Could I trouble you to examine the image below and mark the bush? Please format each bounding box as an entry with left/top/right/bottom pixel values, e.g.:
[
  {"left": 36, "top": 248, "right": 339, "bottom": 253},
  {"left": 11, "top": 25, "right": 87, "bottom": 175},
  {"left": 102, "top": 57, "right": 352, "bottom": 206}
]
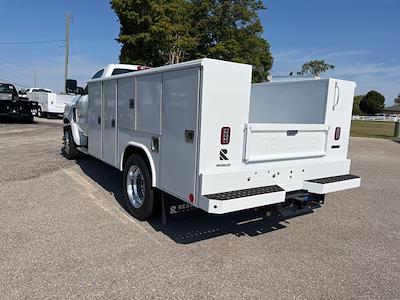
[{"left": 360, "top": 90, "right": 385, "bottom": 115}]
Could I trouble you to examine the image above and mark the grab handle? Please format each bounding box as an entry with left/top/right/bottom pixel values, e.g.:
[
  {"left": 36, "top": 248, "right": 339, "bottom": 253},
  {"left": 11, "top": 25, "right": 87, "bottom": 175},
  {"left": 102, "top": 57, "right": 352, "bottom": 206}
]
[{"left": 333, "top": 82, "right": 340, "bottom": 111}]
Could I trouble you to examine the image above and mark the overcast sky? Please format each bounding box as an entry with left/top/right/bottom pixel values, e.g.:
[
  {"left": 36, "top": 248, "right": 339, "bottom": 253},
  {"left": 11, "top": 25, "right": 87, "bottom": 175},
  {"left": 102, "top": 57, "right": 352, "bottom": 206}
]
[{"left": 0, "top": 0, "right": 398, "bottom": 105}]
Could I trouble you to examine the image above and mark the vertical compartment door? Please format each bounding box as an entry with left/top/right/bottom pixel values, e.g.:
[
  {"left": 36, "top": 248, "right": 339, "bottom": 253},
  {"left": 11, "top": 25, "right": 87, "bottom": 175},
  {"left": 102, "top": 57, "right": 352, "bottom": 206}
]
[
  {"left": 88, "top": 82, "right": 102, "bottom": 159},
  {"left": 102, "top": 80, "right": 117, "bottom": 166},
  {"left": 161, "top": 68, "right": 200, "bottom": 202},
  {"left": 117, "top": 77, "right": 135, "bottom": 130}
]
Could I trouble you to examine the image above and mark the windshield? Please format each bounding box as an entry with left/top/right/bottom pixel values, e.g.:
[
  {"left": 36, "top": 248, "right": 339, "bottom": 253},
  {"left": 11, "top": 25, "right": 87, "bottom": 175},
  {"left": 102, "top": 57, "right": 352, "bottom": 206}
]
[{"left": 0, "top": 83, "right": 17, "bottom": 94}]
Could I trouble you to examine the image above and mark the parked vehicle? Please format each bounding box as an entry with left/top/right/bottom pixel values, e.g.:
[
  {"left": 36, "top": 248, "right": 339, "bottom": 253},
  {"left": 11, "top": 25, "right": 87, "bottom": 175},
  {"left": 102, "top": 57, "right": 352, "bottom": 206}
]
[
  {"left": 25, "top": 87, "right": 53, "bottom": 93},
  {"left": 26, "top": 88, "right": 74, "bottom": 118},
  {"left": 63, "top": 58, "right": 360, "bottom": 221},
  {"left": 0, "top": 82, "right": 37, "bottom": 123}
]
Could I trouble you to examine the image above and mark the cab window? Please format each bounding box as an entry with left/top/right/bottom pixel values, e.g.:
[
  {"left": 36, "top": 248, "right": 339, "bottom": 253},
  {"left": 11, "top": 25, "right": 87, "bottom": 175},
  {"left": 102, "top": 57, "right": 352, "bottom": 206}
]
[
  {"left": 111, "top": 68, "right": 136, "bottom": 76},
  {"left": 92, "top": 69, "right": 104, "bottom": 79}
]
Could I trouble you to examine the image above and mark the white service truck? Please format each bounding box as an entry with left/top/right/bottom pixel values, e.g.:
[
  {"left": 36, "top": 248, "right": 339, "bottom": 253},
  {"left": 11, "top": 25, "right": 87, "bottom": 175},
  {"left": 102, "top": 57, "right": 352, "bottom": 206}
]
[
  {"left": 63, "top": 58, "right": 360, "bottom": 221},
  {"left": 26, "top": 88, "right": 74, "bottom": 118}
]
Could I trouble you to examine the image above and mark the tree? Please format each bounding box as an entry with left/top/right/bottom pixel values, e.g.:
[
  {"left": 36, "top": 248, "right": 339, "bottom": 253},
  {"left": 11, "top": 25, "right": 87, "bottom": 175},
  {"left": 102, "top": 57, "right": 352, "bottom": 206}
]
[
  {"left": 359, "top": 90, "right": 385, "bottom": 115},
  {"left": 297, "top": 60, "right": 335, "bottom": 77},
  {"left": 353, "top": 95, "right": 364, "bottom": 115},
  {"left": 189, "top": 0, "right": 273, "bottom": 82},
  {"left": 110, "top": 0, "right": 196, "bottom": 66},
  {"left": 395, "top": 93, "right": 400, "bottom": 104},
  {"left": 111, "top": 0, "right": 273, "bottom": 82}
]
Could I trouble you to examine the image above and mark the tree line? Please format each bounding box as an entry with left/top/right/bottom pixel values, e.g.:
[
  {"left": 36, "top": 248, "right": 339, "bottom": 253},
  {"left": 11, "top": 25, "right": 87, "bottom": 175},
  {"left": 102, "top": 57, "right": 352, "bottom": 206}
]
[{"left": 111, "top": 0, "right": 273, "bottom": 82}]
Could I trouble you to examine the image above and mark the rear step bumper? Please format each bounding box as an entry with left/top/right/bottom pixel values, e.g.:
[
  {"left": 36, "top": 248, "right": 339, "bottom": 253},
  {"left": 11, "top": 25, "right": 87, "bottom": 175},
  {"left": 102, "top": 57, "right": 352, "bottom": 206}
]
[
  {"left": 200, "top": 174, "right": 360, "bottom": 214},
  {"left": 203, "top": 185, "right": 286, "bottom": 214},
  {"left": 303, "top": 174, "right": 361, "bottom": 194}
]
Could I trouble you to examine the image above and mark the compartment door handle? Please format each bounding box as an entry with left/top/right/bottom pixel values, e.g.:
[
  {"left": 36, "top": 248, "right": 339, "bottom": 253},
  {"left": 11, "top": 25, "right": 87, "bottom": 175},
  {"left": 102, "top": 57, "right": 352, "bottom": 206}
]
[{"left": 333, "top": 82, "right": 340, "bottom": 111}]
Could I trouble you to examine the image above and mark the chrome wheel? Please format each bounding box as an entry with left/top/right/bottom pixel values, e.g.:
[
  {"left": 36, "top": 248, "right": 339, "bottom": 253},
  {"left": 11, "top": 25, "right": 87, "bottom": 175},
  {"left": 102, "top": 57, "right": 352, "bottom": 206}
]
[{"left": 126, "top": 165, "right": 146, "bottom": 208}]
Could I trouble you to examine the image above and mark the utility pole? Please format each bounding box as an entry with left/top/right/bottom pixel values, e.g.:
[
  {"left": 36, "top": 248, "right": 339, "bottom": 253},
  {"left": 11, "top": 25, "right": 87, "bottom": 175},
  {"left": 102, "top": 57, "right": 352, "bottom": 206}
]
[
  {"left": 33, "top": 70, "right": 37, "bottom": 87},
  {"left": 64, "top": 12, "right": 71, "bottom": 93}
]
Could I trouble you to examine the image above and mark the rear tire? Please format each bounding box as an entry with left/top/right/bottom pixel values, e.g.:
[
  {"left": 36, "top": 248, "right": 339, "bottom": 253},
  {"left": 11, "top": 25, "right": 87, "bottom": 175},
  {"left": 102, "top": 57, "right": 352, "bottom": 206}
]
[
  {"left": 63, "top": 127, "right": 79, "bottom": 159},
  {"left": 123, "top": 154, "right": 154, "bottom": 220}
]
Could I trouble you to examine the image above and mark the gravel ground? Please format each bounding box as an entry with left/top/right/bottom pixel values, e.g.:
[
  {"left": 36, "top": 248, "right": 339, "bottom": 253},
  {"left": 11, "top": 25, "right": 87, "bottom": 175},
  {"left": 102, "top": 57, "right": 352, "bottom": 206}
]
[{"left": 0, "top": 118, "right": 399, "bottom": 299}]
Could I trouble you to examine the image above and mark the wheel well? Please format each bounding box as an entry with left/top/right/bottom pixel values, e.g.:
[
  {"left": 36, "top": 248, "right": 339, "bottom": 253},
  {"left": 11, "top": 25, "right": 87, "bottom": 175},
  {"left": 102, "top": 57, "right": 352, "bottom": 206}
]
[{"left": 122, "top": 146, "right": 153, "bottom": 180}]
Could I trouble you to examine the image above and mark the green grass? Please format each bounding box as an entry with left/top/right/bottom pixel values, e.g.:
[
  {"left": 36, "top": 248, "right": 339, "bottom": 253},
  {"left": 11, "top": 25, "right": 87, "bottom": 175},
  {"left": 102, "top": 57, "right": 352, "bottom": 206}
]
[{"left": 350, "top": 120, "right": 395, "bottom": 139}]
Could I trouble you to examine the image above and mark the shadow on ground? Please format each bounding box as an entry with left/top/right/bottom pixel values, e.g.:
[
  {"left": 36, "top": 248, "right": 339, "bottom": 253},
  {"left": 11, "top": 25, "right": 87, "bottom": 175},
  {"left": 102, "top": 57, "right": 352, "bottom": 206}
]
[
  {"left": 0, "top": 117, "right": 37, "bottom": 124},
  {"left": 74, "top": 155, "right": 320, "bottom": 244}
]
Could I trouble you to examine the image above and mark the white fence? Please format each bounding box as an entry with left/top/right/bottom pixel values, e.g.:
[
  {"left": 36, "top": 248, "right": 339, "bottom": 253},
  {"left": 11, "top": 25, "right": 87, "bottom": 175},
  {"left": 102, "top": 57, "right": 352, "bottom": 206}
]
[{"left": 352, "top": 115, "right": 399, "bottom": 122}]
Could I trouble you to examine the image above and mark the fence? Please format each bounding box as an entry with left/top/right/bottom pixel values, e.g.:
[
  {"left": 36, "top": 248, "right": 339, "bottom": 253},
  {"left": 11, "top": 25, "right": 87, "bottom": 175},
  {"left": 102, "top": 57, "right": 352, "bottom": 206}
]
[{"left": 352, "top": 115, "right": 399, "bottom": 122}]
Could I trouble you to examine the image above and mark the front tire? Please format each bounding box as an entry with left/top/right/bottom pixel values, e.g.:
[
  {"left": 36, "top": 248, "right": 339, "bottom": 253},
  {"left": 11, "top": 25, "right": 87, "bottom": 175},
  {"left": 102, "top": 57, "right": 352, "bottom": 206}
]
[
  {"left": 37, "top": 107, "right": 43, "bottom": 118},
  {"left": 123, "top": 154, "right": 154, "bottom": 220},
  {"left": 63, "top": 127, "right": 79, "bottom": 159}
]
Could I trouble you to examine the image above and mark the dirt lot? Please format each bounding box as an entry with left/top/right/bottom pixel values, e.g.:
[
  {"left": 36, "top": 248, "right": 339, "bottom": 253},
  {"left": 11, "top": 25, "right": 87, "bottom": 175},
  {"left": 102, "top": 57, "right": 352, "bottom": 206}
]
[{"left": 0, "top": 118, "right": 399, "bottom": 299}]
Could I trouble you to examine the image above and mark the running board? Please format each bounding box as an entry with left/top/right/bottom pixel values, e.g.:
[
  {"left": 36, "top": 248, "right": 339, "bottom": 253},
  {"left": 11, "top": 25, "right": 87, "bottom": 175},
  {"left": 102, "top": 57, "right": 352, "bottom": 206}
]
[
  {"left": 303, "top": 174, "right": 360, "bottom": 194},
  {"left": 203, "top": 185, "right": 286, "bottom": 214}
]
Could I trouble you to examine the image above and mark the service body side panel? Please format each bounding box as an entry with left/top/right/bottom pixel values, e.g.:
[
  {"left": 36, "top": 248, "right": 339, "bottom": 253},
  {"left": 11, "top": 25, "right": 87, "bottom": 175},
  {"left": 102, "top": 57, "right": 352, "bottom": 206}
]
[
  {"left": 117, "top": 77, "right": 135, "bottom": 131},
  {"left": 102, "top": 80, "right": 117, "bottom": 166},
  {"left": 136, "top": 74, "right": 162, "bottom": 135},
  {"left": 160, "top": 67, "right": 200, "bottom": 202},
  {"left": 88, "top": 82, "right": 102, "bottom": 159}
]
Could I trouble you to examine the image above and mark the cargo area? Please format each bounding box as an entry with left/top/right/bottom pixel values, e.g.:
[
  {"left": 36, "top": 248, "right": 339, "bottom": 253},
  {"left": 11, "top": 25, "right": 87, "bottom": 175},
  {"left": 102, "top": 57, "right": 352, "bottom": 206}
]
[
  {"left": 246, "top": 80, "right": 331, "bottom": 163},
  {"left": 198, "top": 75, "right": 359, "bottom": 214}
]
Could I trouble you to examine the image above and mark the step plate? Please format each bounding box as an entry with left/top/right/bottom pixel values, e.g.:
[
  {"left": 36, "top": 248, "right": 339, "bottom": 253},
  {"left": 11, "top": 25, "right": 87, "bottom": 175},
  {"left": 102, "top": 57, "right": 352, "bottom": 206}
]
[
  {"left": 304, "top": 174, "right": 361, "bottom": 194},
  {"left": 204, "top": 185, "right": 284, "bottom": 201},
  {"left": 202, "top": 185, "right": 286, "bottom": 214}
]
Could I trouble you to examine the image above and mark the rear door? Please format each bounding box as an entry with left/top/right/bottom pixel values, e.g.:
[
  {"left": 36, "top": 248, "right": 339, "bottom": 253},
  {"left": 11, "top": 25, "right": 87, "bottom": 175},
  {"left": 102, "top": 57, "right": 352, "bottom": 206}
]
[
  {"left": 160, "top": 68, "right": 200, "bottom": 202},
  {"left": 244, "top": 123, "right": 328, "bottom": 162}
]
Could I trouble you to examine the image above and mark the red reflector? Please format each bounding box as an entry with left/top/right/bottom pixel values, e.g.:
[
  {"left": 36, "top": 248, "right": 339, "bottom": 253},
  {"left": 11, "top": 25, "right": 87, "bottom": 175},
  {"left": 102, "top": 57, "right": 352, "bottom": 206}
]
[
  {"left": 335, "top": 127, "right": 341, "bottom": 140},
  {"left": 188, "top": 193, "right": 195, "bottom": 203},
  {"left": 221, "top": 127, "right": 231, "bottom": 144}
]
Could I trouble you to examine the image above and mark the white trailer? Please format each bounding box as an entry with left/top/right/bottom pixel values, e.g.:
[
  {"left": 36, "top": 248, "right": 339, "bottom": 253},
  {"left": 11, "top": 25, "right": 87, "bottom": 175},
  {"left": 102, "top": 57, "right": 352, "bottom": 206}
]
[
  {"left": 27, "top": 91, "right": 74, "bottom": 118},
  {"left": 63, "top": 58, "right": 360, "bottom": 221}
]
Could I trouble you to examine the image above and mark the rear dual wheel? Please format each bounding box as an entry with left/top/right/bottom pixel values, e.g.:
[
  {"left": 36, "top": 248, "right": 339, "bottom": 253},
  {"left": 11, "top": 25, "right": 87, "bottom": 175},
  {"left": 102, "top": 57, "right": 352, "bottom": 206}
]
[{"left": 123, "top": 154, "right": 154, "bottom": 220}]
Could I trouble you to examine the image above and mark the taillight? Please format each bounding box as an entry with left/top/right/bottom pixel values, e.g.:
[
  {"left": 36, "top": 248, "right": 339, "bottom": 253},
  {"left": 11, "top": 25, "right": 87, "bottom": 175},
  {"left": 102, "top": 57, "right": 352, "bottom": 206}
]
[
  {"left": 335, "top": 127, "right": 341, "bottom": 140},
  {"left": 221, "top": 127, "right": 231, "bottom": 144},
  {"left": 188, "top": 193, "right": 195, "bottom": 203}
]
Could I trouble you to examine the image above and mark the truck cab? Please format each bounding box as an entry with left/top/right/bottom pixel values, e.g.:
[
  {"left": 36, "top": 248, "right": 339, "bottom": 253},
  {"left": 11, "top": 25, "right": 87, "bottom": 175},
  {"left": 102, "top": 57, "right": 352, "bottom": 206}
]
[
  {"left": 0, "top": 83, "right": 38, "bottom": 122},
  {"left": 63, "top": 64, "right": 148, "bottom": 151}
]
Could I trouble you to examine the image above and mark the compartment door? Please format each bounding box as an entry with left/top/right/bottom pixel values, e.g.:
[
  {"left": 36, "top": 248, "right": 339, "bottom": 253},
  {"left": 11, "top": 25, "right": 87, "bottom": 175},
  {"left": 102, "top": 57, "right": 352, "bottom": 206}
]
[
  {"left": 102, "top": 80, "right": 117, "bottom": 166},
  {"left": 244, "top": 123, "right": 328, "bottom": 162},
  {"left": 161, "top": 68, "right": 200, "bottom": 202},
  {"left": 117, "top": 77, "right": 135, "bottom": 130},
  {"left": 88, "top": 82, "right": 102, "bottom": 159}
]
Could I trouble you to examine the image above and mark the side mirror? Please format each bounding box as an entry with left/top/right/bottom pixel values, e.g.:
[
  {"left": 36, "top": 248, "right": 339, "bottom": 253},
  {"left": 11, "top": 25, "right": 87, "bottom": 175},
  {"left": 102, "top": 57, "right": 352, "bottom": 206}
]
[
  {"left": 66, "top": 79, "right": 77, "bottom": 94},
  {"left": 76, "top": 87, "right": 84, "bottom": 95}
]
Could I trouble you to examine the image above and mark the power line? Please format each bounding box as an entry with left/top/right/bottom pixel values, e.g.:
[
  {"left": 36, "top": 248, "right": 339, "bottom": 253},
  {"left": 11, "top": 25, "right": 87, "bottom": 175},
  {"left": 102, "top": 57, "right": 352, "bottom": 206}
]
[
  {"left": 0, "top": 39, "right": 65, "bottom": 45},
  {"left": 0, "top": 78, "right": 30, "bottom": 88}
]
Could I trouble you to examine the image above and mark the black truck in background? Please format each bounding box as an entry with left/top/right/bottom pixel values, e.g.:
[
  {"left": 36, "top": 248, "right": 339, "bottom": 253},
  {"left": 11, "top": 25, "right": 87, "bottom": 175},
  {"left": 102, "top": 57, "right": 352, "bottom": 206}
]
[{"left": 0, "top": 83, "right": 38, "bottom": 123}]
